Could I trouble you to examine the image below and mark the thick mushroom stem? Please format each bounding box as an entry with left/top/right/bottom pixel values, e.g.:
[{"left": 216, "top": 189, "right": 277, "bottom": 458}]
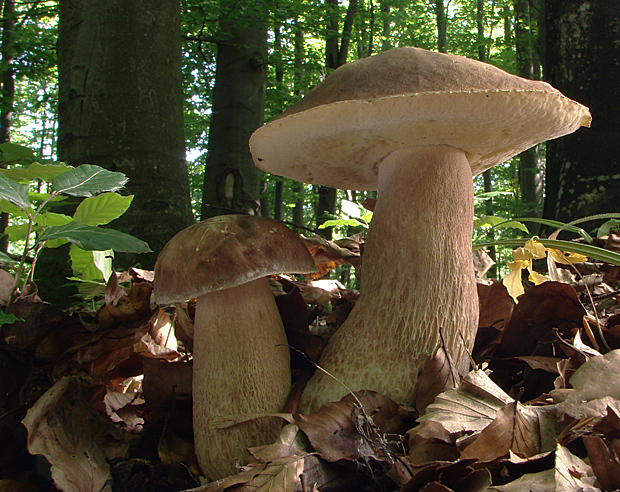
[
  {"left": 299, "top": 145, "right": 479, "bottom": 414},
  {"left": 193, "top": 277, "right": 290, "bottom": 480}
]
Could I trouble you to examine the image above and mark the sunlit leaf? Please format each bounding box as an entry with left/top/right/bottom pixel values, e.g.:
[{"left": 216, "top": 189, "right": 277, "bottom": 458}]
[
  {"left": 528, "top": 268, "right": 550, "bottom": 286},
  {"left": 34, "top": 212, "right": 73, "bottom": 227},
  {"left": 524, "top": 238, "right": 547, "bottom": 259},
  {"left": 73, "top": 193, "right": 133, "bottom": 226},
  {"left": 70, "top": 245, "right": 113, "bottom": 281},
  {"left": 1, "top": 162, "right": 72, "bottom": 182},
  {"left": 474, "top": 215, "right": 529, "bottom": 233},
  {"left": 503, "top": 264, "right": 525, "bottom": 301},
  {"left": 548, "top": 248, "right": 588, "bottom": 265},
  {"left": 474, "top": 239, "right": 620, "bottom": 267}
]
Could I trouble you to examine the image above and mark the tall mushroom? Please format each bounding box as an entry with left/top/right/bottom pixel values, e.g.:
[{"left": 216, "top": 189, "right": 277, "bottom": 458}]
[
  {"left": 153, "top": 214, "right": 317, "bottom": 479},
  {"left": 249, "top": 47, "right": 591, "bottom": 414}
]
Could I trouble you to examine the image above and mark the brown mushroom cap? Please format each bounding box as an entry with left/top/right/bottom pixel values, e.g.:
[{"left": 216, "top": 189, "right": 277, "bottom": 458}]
[
  {"left": 249, "top": 47, "right": 592, "bottom": 190},
  {"left": 153, "top": 214, "right": 317, "bottom": 305}
]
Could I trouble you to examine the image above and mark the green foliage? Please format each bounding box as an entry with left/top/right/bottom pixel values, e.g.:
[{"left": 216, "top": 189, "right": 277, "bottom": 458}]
[{"left": 0, "top": 144, "right": 151, "bottom": 306}]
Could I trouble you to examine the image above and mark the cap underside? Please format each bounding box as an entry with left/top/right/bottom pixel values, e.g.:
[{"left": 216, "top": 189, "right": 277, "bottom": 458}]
[{"left": 250, "top": 90, "right": 591, "bottom": 191}]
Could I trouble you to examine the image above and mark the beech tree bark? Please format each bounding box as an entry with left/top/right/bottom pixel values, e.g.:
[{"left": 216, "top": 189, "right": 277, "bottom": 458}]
[
  {"left": 200, "top": 1, "right": 268, "bottom": 220},
  {"left": 57, "top": 0, "right": 193, "bottom": 267},
  {"left": 544, "top": 0, "right": 620, "bottom": 223}
]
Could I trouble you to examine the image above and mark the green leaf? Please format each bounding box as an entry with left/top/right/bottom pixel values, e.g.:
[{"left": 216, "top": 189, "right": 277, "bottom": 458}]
[
  {"left": 0, "top": 143, "right": 35, "bottom": 162},
  {"left": 39, "top": 222, "right": 152, "bottom": 253},
  {"left": 43, "top": 238, "right": 69, "bottom": 249},
  {"left": 1, "top": 162, "right": 72, "bottom": 182},
  {"left": 0, "top": 199, "right": 30, "bottom": 219},
  {"left": 5, "top": 224, "right": 31, "bottom": 242},
  {"left": 34, "top": 212, "right": 73, "bottom": 227},
  {"left": 0, "top": 251, "right": 13, "bottom": 263},
  {"left": 0, "top": 173, "right": 30, "bottom": 209},
  {"left": 319, "top": 218, "right": 362, "bottom": 229},
  {"left": 73, "top": 193, "right": 133, "bottom": 226},
  {"left": 28, "top": 192, "right": 66, "bottom": 204},
  {"left": 0, "top": 311, "right": 21, "bottom": 327},
  {"left": 51, "top": 165, "right": 128, "bottom": 197},
  {"left": 474, "top": 215, "right": 529, "bottom": 233},
  {"left": 70, "top": 245, "right": 113, "bottom": 281}
]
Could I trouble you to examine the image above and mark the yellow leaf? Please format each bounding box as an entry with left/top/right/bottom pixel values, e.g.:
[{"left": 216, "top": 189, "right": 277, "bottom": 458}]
[
  {"left": 524, "top": 238, "right": 547, "bottom": 259},
  {"left": 528, "top": 267, "right": 549, "bottom": 285},
  {"left": 502, "top": 265, "right": 525, "bottom": 302},
  {"left": 548, "top": 248, "right": 588, "bottom": 265},
  {"left": 511, "top": 247, "right": 532, "bottom": 262}
]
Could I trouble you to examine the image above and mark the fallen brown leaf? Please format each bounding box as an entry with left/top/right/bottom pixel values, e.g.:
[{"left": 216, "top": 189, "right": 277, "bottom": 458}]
[{"left": 459, "top": 400, "right": 538, "bottom": 461}]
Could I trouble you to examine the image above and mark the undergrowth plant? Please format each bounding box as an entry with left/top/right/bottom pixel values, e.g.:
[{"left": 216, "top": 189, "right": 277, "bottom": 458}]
[{"left": 0, "top": 143, "right": 151, "bottom": 317}]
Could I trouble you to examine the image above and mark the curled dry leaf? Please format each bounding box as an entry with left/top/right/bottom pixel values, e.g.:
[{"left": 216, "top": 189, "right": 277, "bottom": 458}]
[
  {"left": 419, "top": 369, "right": 513, "bottom": 434},
  {"left": 459, "top": 400, "right": 538, "bottom": 462},
  {"left": 400, "top": 459, "right": 491, "bottom": 492},
  {"left": 22, "top": 376, "right": 131, "bottom": 492},
  {"left": 474, "top": 280, "right": 512, "bottom": 359},
  {"left": 300, "top": 235, "right": 360, "bottom": 279},
  {"left": 415, "top": 347, "right": 460, "bottom": 416},
  {"left": 494, "top": 281, "right": 585, "bottom": 359},
  {"left": 583, "top": 435, "right": 620, "bottom": 490},
  {"left": 294, "top": 391, "right": 414, "bottom": 464},
  {"left": 485, "top": 443, "right": 599, "bottom": 491}
]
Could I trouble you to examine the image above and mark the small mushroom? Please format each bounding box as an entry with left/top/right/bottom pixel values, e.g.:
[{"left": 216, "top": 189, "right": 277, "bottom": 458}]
[
  {"left": 153, "top": 214, "right": 317, "bottom": 479},
  {"left": 249, "top": 47, "right": 591, "bottom": 414}
]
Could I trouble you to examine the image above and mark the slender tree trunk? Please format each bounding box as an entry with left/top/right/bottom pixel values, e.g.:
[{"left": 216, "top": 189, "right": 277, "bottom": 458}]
[
  {"left": 292, "top": 184, "right": 305, "bottom": 231},
  {"left": 200, "top": 1, "right": 268, "bottom": 220},
  {"left": 435, "top": 0, "right": 447, "bottom": 53},
  {"left": 274, "top": 180, "right": 284, "bottom": 221},
  {"left": 57, "top": 0, "right": 193, "bottom": 268},
  {"left": 380, "top": 0, "right": 392, "bottom": 52},
  {"left": 514, "top": 0, "right": 543, "bottom": 228},
  {"left": 0, "top": 0, "right": 14, "bottom": 252},
  {"left": 319, "top": 0, "right": 358, "bottom": 238},
  {"left": 544, "top": 0, "right": 620, "bottom": 225},
  {"left": 476, "top": 0, "right": 496, "bottom": 277},
  {"left": 0, "top": 0, "right": 13, "bottom": 144}
]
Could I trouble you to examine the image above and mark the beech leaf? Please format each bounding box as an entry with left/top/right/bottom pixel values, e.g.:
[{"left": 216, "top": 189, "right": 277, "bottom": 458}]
[
  {"left": 460, "top": 400, "right": 538, "bottom": 461},
  {"left": 38, "top": 222, "right": 151, "bottom": 253},
  {"left": 21, "top": 377, "right": 129, "bottom": 492},
  {"left": 73, "top": 192, "right": 134, "bottom": 226},
  {"left": 0, "top": 173, "right": 30, "bottom": 209},
  {"left": 51, "top": 165, "right": 128, "bottom": 197}
]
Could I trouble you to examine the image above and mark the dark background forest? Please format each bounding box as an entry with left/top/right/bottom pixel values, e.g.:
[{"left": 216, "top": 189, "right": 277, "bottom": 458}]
[{"left": 2, "top": 0, "right": 619, "bottom": 289}]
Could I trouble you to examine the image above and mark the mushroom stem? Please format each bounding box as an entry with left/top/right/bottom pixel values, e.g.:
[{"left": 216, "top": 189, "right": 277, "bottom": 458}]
[
  {"left": 193, "top": 277, "right": 290, "bottom": 479},
  {"left": 299, "top": 145, "right": 479, "bottom": 414}
]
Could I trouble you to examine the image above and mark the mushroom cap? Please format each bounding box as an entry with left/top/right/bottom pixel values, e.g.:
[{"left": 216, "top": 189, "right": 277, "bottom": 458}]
[
  {"left": 249, "top": 47, "right": 592, "bottom": 190},
  {"left": 153, "top": 214, "right": 317, "bottom": 304}
]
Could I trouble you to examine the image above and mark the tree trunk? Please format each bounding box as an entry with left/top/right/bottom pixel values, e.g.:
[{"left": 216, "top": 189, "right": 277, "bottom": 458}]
[
  {"left": 435, "top": 0, "right": 447, "bottom": 53},
  {"left": 292, "top": 184, "right": 305, "bottom": 231},
  {"left": 544, "top": 0, "right": 620, "bottom": 225},
  {"left": 57, "top": 0, "right": 193, "bottom": 268},
  {"left": 200, "top": 1, "right": 268, "bottom": 220},
  {"left": 0, "top": 0, "right": 14, "bottom": 252},
  {"left": 515, "top": 0, "right": 544, "bottom": 225},
  {"left": 318, "top": 0, "right": 358, "bottom": 238}
]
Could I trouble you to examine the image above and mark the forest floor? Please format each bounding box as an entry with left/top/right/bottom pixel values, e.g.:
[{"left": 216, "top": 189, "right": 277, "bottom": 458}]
[{"left": 2, "top": 235, "right": 620, "bottom": 492}]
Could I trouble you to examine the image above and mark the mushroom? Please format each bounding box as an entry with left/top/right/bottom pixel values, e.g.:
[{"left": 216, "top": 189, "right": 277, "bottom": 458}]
[
  {"left": 153, "top": 214, "right": 317, "bottom": 479},
  {"left": 249, "top": 47, "right": 591, "bottom": 414}
]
